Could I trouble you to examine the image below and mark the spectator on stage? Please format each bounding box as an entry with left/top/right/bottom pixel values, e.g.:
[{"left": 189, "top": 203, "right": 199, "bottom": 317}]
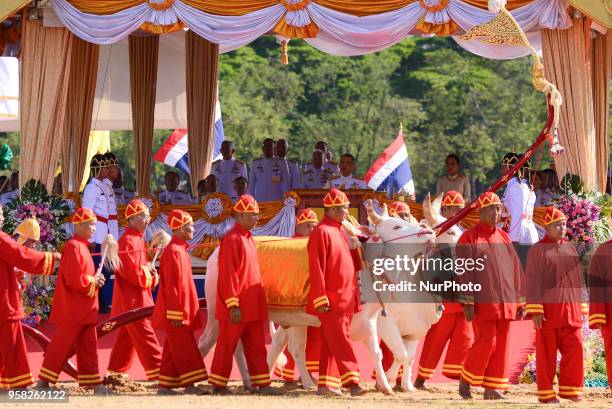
[
  {"left": 303, "top": 150, "right": 334, "bottom": 189},
  {"left": 113, "top": 168, "right": 135, "bottom": 205},
  {"left": 436, "top": 154, "right": 471, "bottom": 202},
  {"left": 275, "top": 138, "right": 301, "bottom": 189},
  {"left": 52, "top": 173, "right": 63, "bottom": 197},
  {"left": 158, "top": 171, "right": 192, "bottom": 205},
  {"left": 542, "top": 168, "right": 559, "bottom": 195},
  {"left": 249, "top": 138, "right": 291, "bottom": 202},
  {"left": 304, "top": 141, "right": 338, "bottom": 175},
  {"left": 0, "top": 171, "right": 19, "bottom": 205},
  {"left": 211, "top": 140, "right": 248, "bottom": 199},
  {"left": 232, "top": 176, "right": 248, "bottom": 202},
  {"left": 325, "top": 154, "right": 367, "bottom": 190},
  {"left": 195, "top": 174, "right": 219, "bottom": 203}
]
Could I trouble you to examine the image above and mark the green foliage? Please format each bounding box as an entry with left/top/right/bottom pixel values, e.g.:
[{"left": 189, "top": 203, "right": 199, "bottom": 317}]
[{"left": 4, "top": 37, "right": 604, "bottom": 198}]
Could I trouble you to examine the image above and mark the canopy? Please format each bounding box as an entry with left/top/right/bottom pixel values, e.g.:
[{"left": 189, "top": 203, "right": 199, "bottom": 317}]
[
  {"left": 50, "top": 0, "right": 569, "bottom": 58},
  {"left": 0, "top": 30, "right": 188, "bottom": 132}
]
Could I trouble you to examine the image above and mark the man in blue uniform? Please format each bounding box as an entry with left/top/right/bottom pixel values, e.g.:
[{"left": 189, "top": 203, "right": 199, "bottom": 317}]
[
  {"left": 249, "top": 138, "right": 291, "bottom": 202},
  {"left": 211, "top": 140, "right": 248, "bottom": 199}
]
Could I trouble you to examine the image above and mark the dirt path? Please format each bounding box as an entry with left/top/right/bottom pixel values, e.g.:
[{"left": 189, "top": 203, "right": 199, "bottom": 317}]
[{"left": 3, "top": 382, "right": 612, "bottom": 409}]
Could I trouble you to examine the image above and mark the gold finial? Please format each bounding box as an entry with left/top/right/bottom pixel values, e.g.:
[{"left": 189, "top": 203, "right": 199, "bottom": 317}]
[{"left": 399, "top": 122, "right": 404, "bottom": 133}]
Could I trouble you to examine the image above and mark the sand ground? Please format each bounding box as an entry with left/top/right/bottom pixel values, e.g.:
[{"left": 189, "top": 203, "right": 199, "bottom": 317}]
[{"left": 3, "top": 381, "right": 612, "bottom": 409}]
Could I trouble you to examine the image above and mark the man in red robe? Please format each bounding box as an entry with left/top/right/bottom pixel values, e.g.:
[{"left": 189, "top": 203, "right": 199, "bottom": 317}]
[
  {"left": 414, "top": 191, "right": 473, "bottom": 389},
  {"left": 525, "top": 207, "right": 585, "bottom": 403},
  {"left": 152, "top": 209, "right": 207, "bottom": 395},
  {"left": 36, "top": 208, "right": 110, "bottom": 394},
  {"left": 274, "top": 208, "right": 322, "bottom": 382},
  {"left": 456, "top": 192, "right": 525, "bottom": 400},
  {"left": 588, "top": 229, "right": 612, "bottom": 392},
  {"left": 0, "top": 209, "right": 57, "bottom": 390},
  {"left": 106, "top": 199, "right": 162, "bottom": 382},
  {"left": 308, "top": 188, "right": 365, "bottom": 397},
  {"left": 210, "top": 194, "right": 276, "bottom": 395}
]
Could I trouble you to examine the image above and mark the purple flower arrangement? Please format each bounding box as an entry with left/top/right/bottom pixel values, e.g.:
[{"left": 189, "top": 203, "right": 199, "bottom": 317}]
[
  {"left": 21, "top": 280, "right": 55, "bottom": 327},
  {"left": 554, "top": 194, "right": 601, "bottom": 257}
]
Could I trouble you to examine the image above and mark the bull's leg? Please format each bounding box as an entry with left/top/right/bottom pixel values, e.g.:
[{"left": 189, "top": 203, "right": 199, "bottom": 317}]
[
  {"left": 235, "top": 341, "right": 252, "bottom": 390},
  {"left": 399, "top": 337, "right": 419, "bottom": 392},
  {"left": 287, "top": 326, "right": 315, "bottom": 389},
  {"left": 359, "top": 310, "right": 393, "bottom": 396},
  {"left": 378, "top": 317, "right": 407, "bottom": 390},
  {"left": 198, "top": 318, "right": 218, "bottom": 357},
  {"left": 267, "top": 326, "right": 289, "bottom": 376}
]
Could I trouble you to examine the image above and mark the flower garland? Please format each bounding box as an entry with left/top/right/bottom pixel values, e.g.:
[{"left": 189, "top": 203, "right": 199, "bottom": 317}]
[
  {"left": 21, "top": 280, "right": 56, "bottom": 327},
  {"left": 2, "top": 179, "right": 71, "bottom": 251}
]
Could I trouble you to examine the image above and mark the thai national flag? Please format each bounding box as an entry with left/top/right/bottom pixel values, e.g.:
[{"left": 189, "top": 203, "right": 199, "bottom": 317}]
[
  {"left": 364, "top": 126, "right": 415, "bottom": 195},
  {"left": 153, "top": 98, "right": 224, "bottom": 174}
]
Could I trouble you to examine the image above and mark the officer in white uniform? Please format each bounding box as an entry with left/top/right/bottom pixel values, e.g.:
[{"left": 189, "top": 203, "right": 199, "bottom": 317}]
[
  {"left": 249, "top": 138, "right": 291, "bottom": 202},
  {"left": 500, "top": 152, "right": 538, "bottom": 244},
  {"left": 158, "top": 171, "right": 192, "bottom": 205},
  {"left": 302, "top": 150, "right": 334, "bottom": 189},
  {"left": 303, "top": 141, "right": 339, "bottom": 176},
  {"left": 275, "top": 138, "right": 301, "bottom": 189},
  {"left": 82, "top": 154, "right": 119, "bottom": 312},
  {"left": 211, "top": 140, "right": 248, "bottom": 199},
  {"left": 325, "top": 153, "right": 368, "bottom": 189}
]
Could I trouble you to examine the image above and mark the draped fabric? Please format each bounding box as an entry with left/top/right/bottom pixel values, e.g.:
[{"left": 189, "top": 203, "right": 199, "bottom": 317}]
[
  {"left": 50, "top": 0, "right": 571, "bottom": 59},
  {"left": 62, "top": 36, "right": 99, "bottom": 193},
  {"left": 129, "top": 35, "right": 159, "bottom": 195},
  {"left": 543, "top": 18, "right": 597, "bottom": 190},
  {"left": 19, "top": 21, "right": 73, "bottom": 192},
  {"left": 185, "top": 31, "right": 218, "bottom": 190},
  {"left": 591, "top": 31, "right": 611, "bottom": 192}
]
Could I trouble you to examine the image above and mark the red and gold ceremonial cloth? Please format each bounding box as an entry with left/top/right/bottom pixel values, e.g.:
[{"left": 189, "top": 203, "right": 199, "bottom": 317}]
[{"left": 254, "top": 236, "right": 309, "bottom": 310}]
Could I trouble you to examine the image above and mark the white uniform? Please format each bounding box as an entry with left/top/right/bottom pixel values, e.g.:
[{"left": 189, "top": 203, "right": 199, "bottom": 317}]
[
  {"left": 211, "top": 159, "right": 248, "bottom": 198},
  {"left": 325, "top": 174, "right": 368, "bottom": 190},
  {"left": 0, "top": 189, "right": 18, "bottom": 205},
  {"left": 249, "top": 157, "right": 291, "bottom": 202},
  {"left": 113, "top": 186, "right": 135, "bottom": 205},
  {"left": 502, "top": 177, "right": 538, "bottom": 244},
  {"left": 279, "top": 158, "right": 301, "bottom": 189},
  {"left": 304, "top": 161, "right": 339, "bottom": 176},
  {"left": 82, "top": 178, "right": 119, "bottom": 243},
  {"left": 158, "top": 189, "right": 193, "bottom": 205}
]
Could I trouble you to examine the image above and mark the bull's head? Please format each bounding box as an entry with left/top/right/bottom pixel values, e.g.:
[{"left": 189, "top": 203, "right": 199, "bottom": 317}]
[{"left": 365, "top": 200, "right": 435, "bottom": 248}]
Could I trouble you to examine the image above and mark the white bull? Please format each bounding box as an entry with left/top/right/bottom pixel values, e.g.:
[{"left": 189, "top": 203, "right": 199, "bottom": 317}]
[{"left": 199, "top": 204, "right": 446, "bottom": 394}]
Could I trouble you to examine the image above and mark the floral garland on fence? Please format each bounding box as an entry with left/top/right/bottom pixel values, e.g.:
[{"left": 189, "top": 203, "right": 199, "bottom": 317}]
[{"left": 2, "top": 179, "right": 70, "bottom": 327}]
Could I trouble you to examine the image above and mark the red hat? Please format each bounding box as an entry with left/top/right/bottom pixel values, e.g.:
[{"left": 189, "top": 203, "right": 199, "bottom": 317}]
[
  {"left": 323, "top": 188, "right": 349, "bottom": 208},
  {"left": 233, "top": 194, "right": 259, "bottom": 213},
  {"left": 477, "top": 192, "right": 502, "bottom": 209},
  {"left": 167, "top": 209, "right": 193, "bottom": 230},
  {"left": 72, "top": 207, "right": 96, "bottom": 224},
  {"left": 125, "top": 199, "right": 148, "bottom": 219},
  {"left": 296, "top": 208, "right": 318, "bottom": 225},
  {"left": 543, "top": 207, "right": 566, "bottom": 225},
  {"left": 388, "top": 201, "right": 410, "bottom": 217},
  {"left": 442, "top": 191, "right": 465, "bottom": 207}
]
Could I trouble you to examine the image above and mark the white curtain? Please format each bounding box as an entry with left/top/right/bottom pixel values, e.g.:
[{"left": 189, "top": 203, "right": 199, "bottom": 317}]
[{"left": 50, "top": 0, "right": 571, "bottom": 59}]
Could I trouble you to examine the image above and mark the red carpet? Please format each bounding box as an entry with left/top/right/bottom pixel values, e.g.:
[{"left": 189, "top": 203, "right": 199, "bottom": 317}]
[{"left": 25, "top": 314, "right": 535, "bottom": 383}]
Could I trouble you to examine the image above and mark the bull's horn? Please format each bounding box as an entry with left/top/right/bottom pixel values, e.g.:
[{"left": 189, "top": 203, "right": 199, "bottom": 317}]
[
  {"left": 366, "top": 200, "right": 382, "bottom": 225},
  {"left": 422, "top": 193, "right": 438, "bottom": 227},
  {"left": 381, "top": 203, "right": 389, "bottom": 218}
]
